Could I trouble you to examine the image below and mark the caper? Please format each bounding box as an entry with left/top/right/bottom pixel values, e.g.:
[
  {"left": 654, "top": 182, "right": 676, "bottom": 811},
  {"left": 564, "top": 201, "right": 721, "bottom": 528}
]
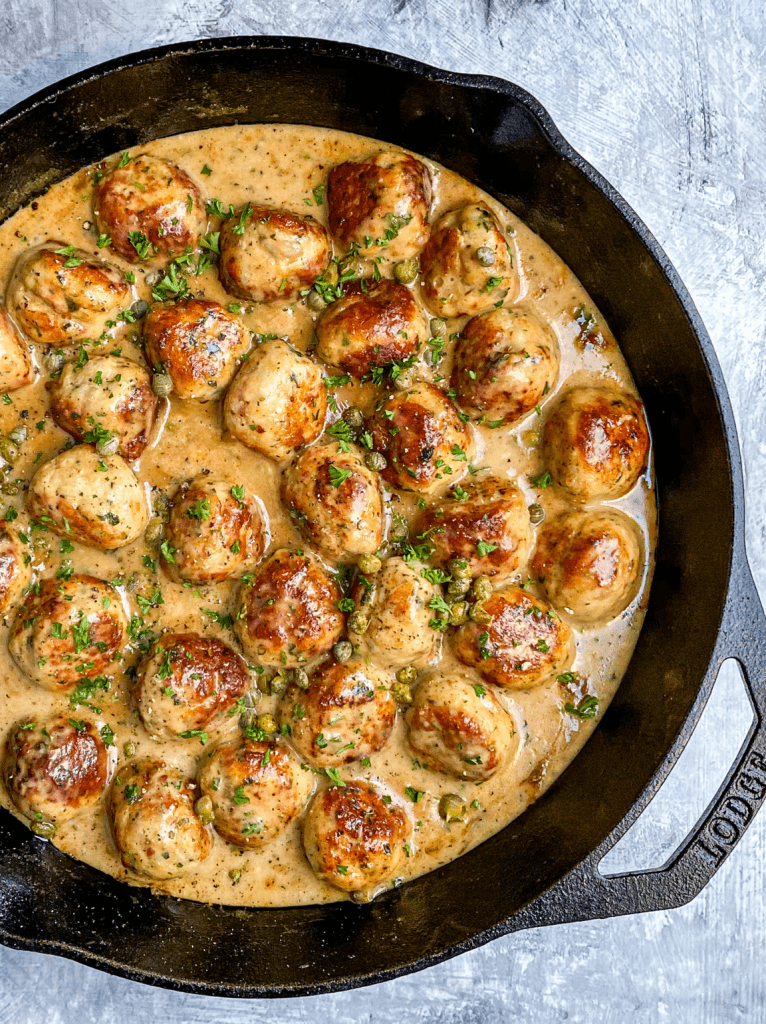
[
  {"left": 446, "top": 578, "right": 471, "bottom": 599},
  {"left": 126, "top": 573, "right": 140, "bottom": 592},
  {"left": 449, "top": 601, "right": 469, "bottom": 626},
  {"left": 44, "top": 350, "right": 65, "bottom": 375},
  {"left": 0, "top": 480, "right": 20, "bottom": 496},
  {"left": 123, "top": 741, "right": 136, "bottom": 758},
  {"left": 348, "top": 610, "right": 369, "bottom": 635},
  {"left": 439, "top": 794, "right": 467, "bottom": 823},
  {"left": 393, "top": 367, "right": 417, "bottom": 391},
  {"left": 96, "top": 434, "right": 120, "bottom": 457},
  {"left": 333, "top": 640, "right": 354, "bottom": 663},
  {"left": 255, "top": 713, "right": 278, "bottom": 735},
  {"left": 152, "top": 492, "right": 172, "bottom": 521},
  {"left": 365, "top": 451, "right": 387, "bottom": 473},
  {"left": 194, "top": 795, "right": 215, "bottom": 825},
  {"left": 521, "top": 429, "right": 540, "bottom": 448},
  {"left": 390, "top": 514, "right": 408, "bottom": 540},
  {"left": 528, "top": 502, "right": 545, "bottom": 526},
  {"left": 476, "top": 246, "right": 496, "bottom": 267},
  {"left": 447, "top": 557, "right": 471, "bottom": 580},
  {"left": 472, "top": 576, "right": 493, "bottom": 603},
  {"left": 31, "top": 820, "right": 56, "bottom": 839},
  {"left": 306, "top": 289, "right": 326, "bottom": 312},
  {"left": 8, "top": 425, "right": 27, "bottom": 445},
  {"left": 0, "top": 438, "right": 20, "bottom": 464},
  {"left": 469, "top": 603, "right": 492, "bottom": 625},
  {"left": 228, "top": 868, "right": 242, "bottom": 884},
  {"left": 394, "top": 258, "right": 419, "bottom": 285},
  {"left": 358, "top": 553, "right": 382, "bottom": 575},
  {"left": 255, "top": 673, "right": 272, "bottom": 695},
  {"left": 341, "top": 406, "right": 364, "bottom": 430},
  {"left": 144, "top": 519, "right": 164, "bottom": 546},
  {"left": 269, "top": 671, "right": 289, "bottom": 697},
  {"left": 131, "top": 299, "right": 150, "bottom": 319},
  {"left": 291, "top": 667, "right": 310, "bottom": 691},
  {"left": 396, "top": 665, "right": 418, "bottom": 686},
  {"left": 324, "top": 262, "right": 339, "bottom": 287},
  {"left": 429, "top": 318, "right": 447, "bottom": 338},
  {"left": 152, "top": 373, "right": 173, "bottom": 397},
  {"left": 391, "top": 680, "right": 413, "bottom": 705}
]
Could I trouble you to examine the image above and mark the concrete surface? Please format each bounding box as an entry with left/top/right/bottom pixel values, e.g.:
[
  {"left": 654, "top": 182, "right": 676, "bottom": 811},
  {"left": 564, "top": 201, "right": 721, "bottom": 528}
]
[{"left": 0, "top": 0, "right": 765, "bottom": 1020}]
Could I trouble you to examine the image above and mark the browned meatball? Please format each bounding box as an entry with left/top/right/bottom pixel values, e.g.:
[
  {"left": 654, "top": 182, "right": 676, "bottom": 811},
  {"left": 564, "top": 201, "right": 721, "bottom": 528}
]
[
  {"left": 8, "top": 575, "right": 127, "bottom": 693},
  {"left": 4, "top": 716, "right": 111, "bottom": 825},
  {"left": 135, "top": 633, "right": 251, "bottom": 741},
  {"left": 530, "top": 509, "right": 643, "bottom": 625},
  {"left": 0, "top": 304, "right": 34, "bottom": 393},
  {"left": 6, "top": 243, "right": 131, "bottom": 346},
  {"left": 164, "top": 477, "right": 267, "bottom": 584},
  {"left": 315, "top": 280, "right": 428, "bottom": 377},
  {"left": 218, "top": 204, "right": 329, "bottom": 303},
  {"left": 543, "top": 385, "right": 650, "bottom": 502},
  {"left": 0, "top": 524, "right": 32, "bottom": 615},
  {"left": 93, "top": 154, "right": 206, "bottom": 264},
  {"left": 367, "top": 381, "right": 472, "bottom": 494},
  {"left": 281, "top": 441, "right": 384, "bottom": 562},
  {"left": 451, "top": 307, "right": 559, "bottom": 425},
  {"left": 454, "top": 585, "right": 572, "bottom": 690},
  {"left": 281, "top": 659, "right": 397, "bottom": 767},
  {"left": 234, "top": 549, "right": 344, "bottom": 668},
  {"left": 142, "top": 297, "right": 251, "bottom": 401},
  {"left": 326, "top": 151, "right": 432, "bottom": 260}
]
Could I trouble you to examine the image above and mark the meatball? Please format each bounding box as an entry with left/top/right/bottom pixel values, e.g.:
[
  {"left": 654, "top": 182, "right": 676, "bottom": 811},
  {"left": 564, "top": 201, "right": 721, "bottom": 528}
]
[
  {"left": 165, "top": 477, "right": 267, "bottom": 584},
  {"left": 420, "top": 204, "right": 517, "bottom": 318},
  {"left": 326, "top": 151, "right": 432, "bottom": 260},
  {"left": 0, "top": 524, "right": 32, "bottom": 615},
  {"left": 421, "top": 475, "right": 532, "bottom": 582},
  {"left": 48, "top": 354, "right": 158, "bottom": 461},
  {"left": 223, "top": 338, "right": 327, "bottom": 461},
  {"left": 109, "top": 759, "right": 212, "bottom": 881},
  {"left": 543, "top": 385, "right": 650, "bottom": 502},
  {"left": 234, "top": 549, "right": 344, "bottom": 668},
  {"left": 6, "top": 243, "right": 131, "bottom": 347},
  {"left": 406, "top": 675, "right": 515, "bottom": 781},
  {"left": 454, "top": 585, "right": 572, "bottom": 689},
  {"left": 218, "top": 204, "right": 329, "bottom": 303},
  {"left": 135, "top": 633, "right": 251, "bottom": 741},
  {"left": 93, "top": 154, "right": 206, "bottom": 264},
  {"left": 142, "top": 297, "right": 251, "bottom": 401},
  {"left": 530, "top": 509, "right": 643, "bottom": 626},
  {"left": 27, "top": 445, "right": 148, "bottom": 549},
  {"left": 281, "top": 659, "right": 397, "bottom": 767},
  {"left": 315, "top": 280, "right": 428, "bottom": 378},
  {"left": 9, "top": 575, "right": 127, "bottom": 693},
  {"left": 367, "top": 381, "right": 472, "bottom": 494},
  {"left": 353, "top": 557, "right": 438, "bottom": 669},
  {"left": 0, "top": 304, "right": 34, "bottom": 393},
  {"left": 281, "top": 441, "right": 384, "bottom": 562},
  {"left": 451, "top": 307, "right": 559, "bottom": 425},
  {"left": 198, "top": 736, "right": 314, "bottom": 848},
  {"left": 303, "top": 780, "right": 411, "bottom": 893},
  {"left": 4, "top": 716, "right": 111, "bottom": 825}
]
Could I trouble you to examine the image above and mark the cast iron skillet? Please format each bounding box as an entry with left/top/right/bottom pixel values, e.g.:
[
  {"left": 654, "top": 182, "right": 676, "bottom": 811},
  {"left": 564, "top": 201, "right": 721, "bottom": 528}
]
[{"left": 0, "top": 37, "right": 764, "bottom": 998}]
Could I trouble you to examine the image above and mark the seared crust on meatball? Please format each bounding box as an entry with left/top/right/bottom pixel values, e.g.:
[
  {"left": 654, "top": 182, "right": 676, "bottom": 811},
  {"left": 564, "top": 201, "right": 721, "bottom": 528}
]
[
  {"left": 109, "top": 758, "right": 212, "bottom": 881},
  {"left": 143, "top": 297, "right": 250, "bottom": 401},
  {"left": 543, "top": 385, "right": 650, "bottom": 502},
  {"left": 0, "top": 305, "right": 34, "bottom": 393},
  {"left": 0, "top": 525, "right": 32, "bottom": 616},
  {"left": 9, "top": 575, "right": 127, "bottom": 692},
  {"left": 5, "top": 716, "right": 111, "bottom": 824},
  {"left": 48, "top": 354, "right": 158, "bottom": 461},
  {"left": 27, "top": 445, "right": 148, "bottom": 549},
  {"left": 281, "top": 659, "right": 397, "bottom": 766},
  {"left": 420, "top": 204, "right": 516, "bottom": 318},
  {"left": 315, "top": 280, "right": 428, "bottom": 378},
  {"left": 451, "top": 307, "right": 559, "bottom": 425},
  {"left": 93, "top": 154, "right": 206, "bottom": 264},
  {"left": 454, "top": 585, "right": 572, "bottom": 690},
  {"left": 281, "top": 441, "right": 384, "bottom": 562},
  {"left": 303, "top": 780, "right": 411, "bottom": 892},
  {"left": 530, "top": 509, "right": 642, "bottom": 625},
  {"left": 6, "top": 243, "right": 131, "bottom": 347},
  {"left": 218, "top": 204, "right": 329, "bottom": 303},
  {"left": 353, "top": 557, "right": 438, "bottom": 669},
  {"left": 165, "top": 477, "right": 266, "bottom": 584},
  {"left": 367, "top": 381, "right": 472, "bottom": 494},
  {"left": 224, "top": 338, "right": 327, "bottom": 461},
  {"left": 198, "top": 737, "right": 314, "bottom": 848},
  {"left": 234, "top": 549, "right": 344, "bottom": 668},
  {"left": 326, "top": 151, "right": 432, "bottom": 260}
]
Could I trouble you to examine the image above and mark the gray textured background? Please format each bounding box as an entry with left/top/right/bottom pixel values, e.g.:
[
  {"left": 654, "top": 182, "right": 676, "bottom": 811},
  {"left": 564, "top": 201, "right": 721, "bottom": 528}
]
[{"left": 1, "top": 1, "right": 765, "bottom": 1020}]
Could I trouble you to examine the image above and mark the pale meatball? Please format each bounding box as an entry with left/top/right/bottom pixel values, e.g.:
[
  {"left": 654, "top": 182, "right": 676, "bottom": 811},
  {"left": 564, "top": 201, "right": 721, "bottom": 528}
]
[
  {"left": 198, "top": 737, "right": 314, "bottom": 848},
  {"left": 303, "top": 780, "right": 411, "bottom": 893},
  {"left": 451, "top": 307, "right": 559, "bottom": 425},
  {"left": 6, "top": 243, "right": 131, "bottom": 346},
  {"left": 165, "top": 477, "right": 266, "bottom": 584},
  {"left": 420, "top": 204, "right": 517, "bottom": 318},
  {"left": 530, "top": 509, "right": 643, "bottom": 625},
  {"left": 4, "top": 716, "right": 111, "bottom": 825},
  {"left": 93, "top": 154, "right": 206, "bottom": 264},
  {"left": 48, "top": 354, "right": 158, "bottom": 461},
  {"left": 315, "top": 280, "right": 428, "bottom": 378},
  {"left": 142, "top": 297, "right": 251, "bottom": 401},
  {"left": 352, "top": 557, "right": 438, "bottom": 669},
  {"left": 0, "top": 524, "right": 32, "bottom": 615},
  {"left": 454, "top": 585, "right": 572, "bottom": 690},
  {"left": 281, "top": 659, "right": 397, "bottom": 767},
  {"left": 0, "top": 305, "right": 34, "bottom": 393},
  {"left": 9, "top": 575, "right": 127, "bottom": 693},
  {"left": 326, "top": 151, "right": 432, "bottom": 260},
  {"left": 234, "top": 549, "right": 344, "bottom": 668},
  {"left": 543, "top": 385, "right": 650, "bottom": 502},
  {"left": 367, "top": 381, "right": 472, "bottom": 494},
  {"left": 421, "top": 475, "right": 532, "bottom": 582},
  {"left": 135, "top": 633, "right": 251, "bottom": 741},
  {"left": 218, "top": 204, "right": 329, "bottom": 303},
  {"left": 406, "top": 675, "right": 515, "bottom": 781},
  {"left": 281, "top": 441, "right": 384, "bottom": 562},
  {"left": 224, "top": 338, "right": 327, "bottom": 461},
  {"left": 27, "top": 445, "right": 148, "bottom": 549},
  {"left": 109, "top": 759, "right": 212, "bottom": 881}
]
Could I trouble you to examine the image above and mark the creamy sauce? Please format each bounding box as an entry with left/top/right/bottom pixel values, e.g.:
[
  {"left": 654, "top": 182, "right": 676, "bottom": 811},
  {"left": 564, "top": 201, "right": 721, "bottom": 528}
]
[{"left": 0, "top": 125, "right": 655, "bottom": 906}]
